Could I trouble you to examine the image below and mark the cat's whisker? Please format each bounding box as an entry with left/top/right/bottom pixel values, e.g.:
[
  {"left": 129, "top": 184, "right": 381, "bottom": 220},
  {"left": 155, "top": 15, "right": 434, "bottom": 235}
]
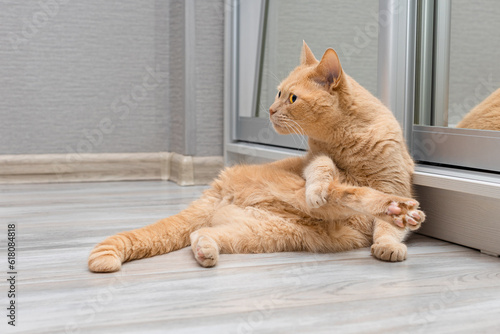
[
  {"left": 260, "top": 103, "right": 270, "bottom": 117},
  {"left": 285, "top": 119, "right": 307, "bottom": 147},
  {"left": 293, "top": 124, "right": 307, "bottom": 147},
  {"left": 287, "top": 119, "right": 306, "bottom": 135},
  {"left": 278, "top": 120, "right": 298, "bottom": 146},
  {"left": 268, "top": 71, "right": 281, "bottom": 84},
  {"left": 282, "top": 119, "right": 305, "bottom": 148},
  {"left": 267, "top": 118, "right": 275, "bottom": 134}
]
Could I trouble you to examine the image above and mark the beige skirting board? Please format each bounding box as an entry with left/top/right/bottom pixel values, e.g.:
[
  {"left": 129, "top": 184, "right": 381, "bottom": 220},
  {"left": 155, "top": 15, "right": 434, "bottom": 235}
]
[{"left": 0, "top": 152, "right": 224, "bottom": 185}]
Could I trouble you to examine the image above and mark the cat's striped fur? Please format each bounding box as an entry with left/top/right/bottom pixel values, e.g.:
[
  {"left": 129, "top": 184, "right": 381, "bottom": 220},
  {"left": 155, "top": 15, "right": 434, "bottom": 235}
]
[{"left": 88, "top": 42, "right": 425, "bottom": 272}]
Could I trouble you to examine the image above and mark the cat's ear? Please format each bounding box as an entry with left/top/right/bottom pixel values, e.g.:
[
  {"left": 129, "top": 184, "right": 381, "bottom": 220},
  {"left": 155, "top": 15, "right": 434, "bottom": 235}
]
[
  {"left": 300, "top": 41, "right": 318, "bottom": 66},
  {"left": 315, "top": 48, "right": 343, "bottom": 89}
]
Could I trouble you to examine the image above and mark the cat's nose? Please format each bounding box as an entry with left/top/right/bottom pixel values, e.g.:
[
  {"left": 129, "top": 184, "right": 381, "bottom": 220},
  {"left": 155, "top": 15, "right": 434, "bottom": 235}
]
[{"left": 269, "top": 107, "right": 276, "bottom": 116}]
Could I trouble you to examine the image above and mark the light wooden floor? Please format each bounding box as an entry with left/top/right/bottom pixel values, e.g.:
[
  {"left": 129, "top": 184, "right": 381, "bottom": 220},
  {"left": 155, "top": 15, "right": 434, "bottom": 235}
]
[{"left": 1, "top": 181, "right": 499, "bottom": 334}]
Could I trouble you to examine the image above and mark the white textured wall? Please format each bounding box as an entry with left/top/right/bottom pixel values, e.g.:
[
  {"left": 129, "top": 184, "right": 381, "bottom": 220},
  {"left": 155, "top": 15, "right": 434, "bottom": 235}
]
[
  {"left": 193, "top": 0, "right": 225, "bottom": 157},
  {"left": 0, "top": 1, "right": 169, "bottom": 154},
  {"left": 168, "top": 0, "right": 225, "bottom": 157},
  {"left": 0, "top": 0, "right": 225, "bottom": 156}
]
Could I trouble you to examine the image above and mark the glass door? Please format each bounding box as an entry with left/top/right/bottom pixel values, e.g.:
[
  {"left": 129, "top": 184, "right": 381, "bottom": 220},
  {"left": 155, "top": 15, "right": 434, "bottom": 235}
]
[
  {"left": 231, "top": 0, "right": 500, "bottom": 175},
  {"left": 413, "top": 0, "right": 500, "bottom": 173},
  {"left": 235, "top": 0, "right": 381, "bottom": 150}
]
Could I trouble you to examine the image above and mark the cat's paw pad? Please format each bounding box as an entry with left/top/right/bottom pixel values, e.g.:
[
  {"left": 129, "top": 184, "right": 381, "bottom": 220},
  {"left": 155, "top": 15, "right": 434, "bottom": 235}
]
[
  {"left": 306, "top": 183, "right": 329, "bottom": 209},
  {"left": 190, "top": 232, "right": 219, "bottom": 268},
  {"left": 371, "top": 242, "right": 407, "bottom": 262},
  {"left": 384, "top": 200, "right": 425, "bottom": 230},
  {"left": 405, "top": 209, "right": 426, "bottom": 230}
]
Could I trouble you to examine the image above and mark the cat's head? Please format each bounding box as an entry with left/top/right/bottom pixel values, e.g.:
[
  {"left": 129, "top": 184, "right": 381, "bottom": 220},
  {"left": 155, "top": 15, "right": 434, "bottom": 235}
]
[{"left": 269, "top": 41, "right": 349, "bottom": 139}]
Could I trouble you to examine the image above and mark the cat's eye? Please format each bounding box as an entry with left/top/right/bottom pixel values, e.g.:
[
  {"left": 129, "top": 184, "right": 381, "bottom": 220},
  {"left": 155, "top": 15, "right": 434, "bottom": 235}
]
[
  {"left": 278, "top": 90, "right": 281, "bottom": 98},
  {"left": 289, "top": 94, "right": 297, "bottom": 104}
]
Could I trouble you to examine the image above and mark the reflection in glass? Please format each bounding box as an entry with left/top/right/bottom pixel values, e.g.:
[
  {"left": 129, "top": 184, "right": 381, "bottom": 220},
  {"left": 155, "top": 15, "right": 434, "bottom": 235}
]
[
  {"left": 418, "top": 0, "right": 500, "bottom": 130},
  {"left": 448, "top": 0, "right": 500, "bottom": 129},
  {"left": 456, "top": 88, "right": 500, "bottom": 131},
  {"left": 256, "top": 0, "right": 379, "bottom": 118}
]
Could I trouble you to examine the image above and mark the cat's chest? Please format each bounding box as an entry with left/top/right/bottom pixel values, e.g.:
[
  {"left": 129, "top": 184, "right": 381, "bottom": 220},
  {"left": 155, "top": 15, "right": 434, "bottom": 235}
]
[
  {"left": 327, "top": 155, "right": 383, "bottom": 186},
  {"left": 308, "top": 139, "right": 391, "bottom": 186},
  {"left": 336, "top": 166, "right": 368, "bottom": 187}
]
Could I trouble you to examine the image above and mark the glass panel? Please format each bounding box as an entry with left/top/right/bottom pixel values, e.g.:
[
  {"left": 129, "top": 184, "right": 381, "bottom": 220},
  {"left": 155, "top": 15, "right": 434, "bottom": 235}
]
[
  {"left": 255, "top": 0, "right": 380, "bottom": 118},
  {"left": 417, "top": 0, "right": 500, "bottom": 131},
  {"left": 412, "top": 0, "right": 500, "bottom": 173},
  {"left": 448, "top": 0, "right": 500, "bottom": 130}
]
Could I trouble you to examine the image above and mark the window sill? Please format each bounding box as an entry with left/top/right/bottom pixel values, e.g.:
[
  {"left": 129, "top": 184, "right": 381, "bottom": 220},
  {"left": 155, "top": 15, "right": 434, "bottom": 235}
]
[{"left": 414, "top": 164, "right": 500, "bottom": 199}]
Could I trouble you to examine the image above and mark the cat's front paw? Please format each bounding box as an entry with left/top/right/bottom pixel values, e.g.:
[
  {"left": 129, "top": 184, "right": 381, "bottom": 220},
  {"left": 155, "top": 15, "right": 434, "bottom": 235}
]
[
  {"left": 371, "top": 241, "right": 407, "bottom": 262},
  {"left": 305, "top": 183, "right": 329, "bottom": 209},
  {"left": 383, "top": 199, "right": 426, "bottom": 231}
]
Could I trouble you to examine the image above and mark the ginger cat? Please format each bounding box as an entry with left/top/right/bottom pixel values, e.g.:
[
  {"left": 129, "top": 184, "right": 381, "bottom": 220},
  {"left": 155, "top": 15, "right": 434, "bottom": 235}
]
[
  {"left": 88, "top": 42, "right": 425, "bottom": 273},
  {"left": 457, "top": 88, "right": 500, "bottom": 131}
]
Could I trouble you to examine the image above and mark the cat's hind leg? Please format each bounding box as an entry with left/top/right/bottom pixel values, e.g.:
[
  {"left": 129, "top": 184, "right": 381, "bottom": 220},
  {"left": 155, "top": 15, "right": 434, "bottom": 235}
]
[
  {"left": 190, "top": 230, "right": 220, "bottom": 267},
  {"left": 189, "top": 205, "right": 291, "bottom": 267},
  {"left": 189, "top": 205, "right": 371, "bottom": 267},
  {"left": 88, "top": 190, "right": 220, "bottom": 273}
]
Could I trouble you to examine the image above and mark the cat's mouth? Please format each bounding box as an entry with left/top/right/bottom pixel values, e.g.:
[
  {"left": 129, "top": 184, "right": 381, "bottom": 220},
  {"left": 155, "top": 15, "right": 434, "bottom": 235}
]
[
  {"left": 271, "top": 120, "right": 283, "bottom": 129},
  {"left": 270, "top": 119, "right": 290, "bottom": 134}
]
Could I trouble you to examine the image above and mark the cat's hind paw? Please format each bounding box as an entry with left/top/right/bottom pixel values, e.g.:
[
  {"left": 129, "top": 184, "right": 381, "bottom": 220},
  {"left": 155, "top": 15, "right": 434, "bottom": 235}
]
[
  {"left": 383, "top": 200, "right": 425, "bottom": 231},
  {"left": 190, "top": 232, "right": 219, "bottom": 268}
]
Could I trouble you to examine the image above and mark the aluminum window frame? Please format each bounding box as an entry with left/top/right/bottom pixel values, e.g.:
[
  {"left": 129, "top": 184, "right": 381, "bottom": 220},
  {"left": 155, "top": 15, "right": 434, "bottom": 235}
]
[
  {"left": 232, "top": 0, "right": 307, "bottom": 151},
  {"left": 377, "top": 0, "right": 417, "bottom": 148}
]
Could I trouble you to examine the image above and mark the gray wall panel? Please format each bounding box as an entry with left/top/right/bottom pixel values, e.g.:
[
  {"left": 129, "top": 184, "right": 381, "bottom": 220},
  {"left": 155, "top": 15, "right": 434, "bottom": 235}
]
[
  {"left": 168, "top": 0, "right": 187, "bottom": 155},
  {"left": 0, "top": 0, "right": 170, "bottom": 155},
  {"left": 154, "top": 0, "right": 171, "bottom": 152},
  {"left": 168, "top": 0, "right": 225, "bottom": 157},
  {"left": 0, "top": 0, "right": 224, "bottom": 157},
  {"left": 194, "top": 0, "right": 224, "bottom": 157}
]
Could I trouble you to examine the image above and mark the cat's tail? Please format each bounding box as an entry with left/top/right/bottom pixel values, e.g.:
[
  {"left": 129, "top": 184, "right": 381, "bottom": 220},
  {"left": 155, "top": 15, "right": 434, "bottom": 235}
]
[{"left": 88, "top": 194, "right": 217, "bottom": 273}]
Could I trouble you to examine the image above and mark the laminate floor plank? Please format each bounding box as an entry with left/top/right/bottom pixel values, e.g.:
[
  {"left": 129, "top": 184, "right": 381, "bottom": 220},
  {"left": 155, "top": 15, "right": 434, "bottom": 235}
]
[{"left": 0, "top": 181, "right": 498, "bottom": 334}]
